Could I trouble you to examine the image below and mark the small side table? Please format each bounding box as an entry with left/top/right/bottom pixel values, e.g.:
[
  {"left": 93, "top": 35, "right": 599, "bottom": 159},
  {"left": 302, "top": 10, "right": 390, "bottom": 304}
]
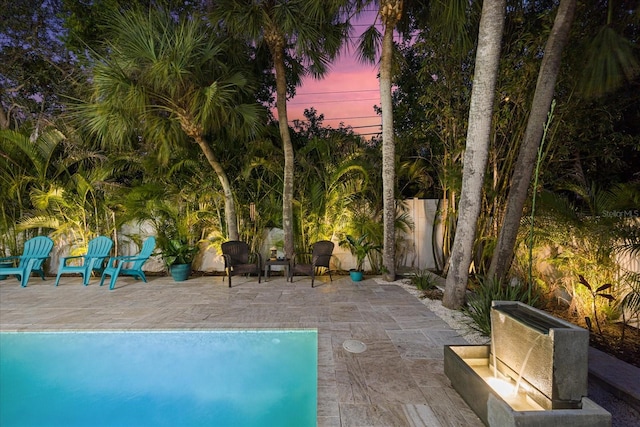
[{"left": 264, "top": 258, "right": 290, "bottom": 281}]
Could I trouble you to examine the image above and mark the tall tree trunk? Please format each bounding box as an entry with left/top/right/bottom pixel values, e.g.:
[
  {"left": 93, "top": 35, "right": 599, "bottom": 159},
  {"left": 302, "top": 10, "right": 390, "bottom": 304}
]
[
  {"left": 192, "top": 135, "right": 239, "bottom": 241},
  {"left": 380, "top": 0, "right": 403, "bottom": 281},
  {"left": 488, "top": 0, "right": 576, "bottom": 282},
  {"left": 179, "top": 114, "right": 239, "bottom": 240},
  {"left": 267, "top": 28, "right": 295, "bottom": 259},
  {"left": 443, "top": 0, "right": 507, "bottom": 310}
]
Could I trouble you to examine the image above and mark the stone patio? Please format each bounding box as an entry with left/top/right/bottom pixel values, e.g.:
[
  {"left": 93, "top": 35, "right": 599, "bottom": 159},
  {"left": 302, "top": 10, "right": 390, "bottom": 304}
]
[{"left": 0, "top": 273, "right": 483, "bottom": 426}]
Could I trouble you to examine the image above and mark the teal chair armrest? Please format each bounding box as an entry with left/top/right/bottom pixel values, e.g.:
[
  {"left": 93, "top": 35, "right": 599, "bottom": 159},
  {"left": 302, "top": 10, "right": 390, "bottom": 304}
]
[
  {"left": 60, "top": 255, "right": 85, "bottom": 266},
  {"left": 106, "top": 255, "right": 143, "bottom": 268}
]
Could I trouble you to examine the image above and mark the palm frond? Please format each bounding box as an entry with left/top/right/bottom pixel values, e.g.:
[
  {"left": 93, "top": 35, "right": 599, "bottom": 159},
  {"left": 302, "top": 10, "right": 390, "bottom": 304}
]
[{"left": 580, "top": 26, "right": 640, "bottom": 98}]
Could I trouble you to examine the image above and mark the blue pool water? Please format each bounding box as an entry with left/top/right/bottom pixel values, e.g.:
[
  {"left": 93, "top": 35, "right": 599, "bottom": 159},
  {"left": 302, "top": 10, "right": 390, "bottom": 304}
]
[{"left": 0, "top": 330, "right": 317, "bottom": 427}]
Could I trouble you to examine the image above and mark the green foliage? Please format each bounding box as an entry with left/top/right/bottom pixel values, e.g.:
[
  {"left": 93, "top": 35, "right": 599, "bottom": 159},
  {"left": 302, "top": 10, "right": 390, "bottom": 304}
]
[
  {"left": 579, "top": 274, "right": 615, "bottom": 335},
  {"left": 620, "top": 272, "right": 640, "bottom": 319},
  {"left": 210, "top": 0, "right": 347, "bottom": 80},
  {"left": 339, "top": 234, "right": 382, "bottom": 272},
  {"left": 293, "top": 128, "right": 370, "bottom": 248},
  {"left": 112, "top": 156, "right": 223, "bottom": 272},
  {"left": 0, "top": 127, "right": 115, "bottom": 249},
  {"left": 579, "top": 26, "right": 640, "bottom": 98},
  {"left": 77, "top": 6, "right": 263, "bottom": 153},
  {"left": 161, "top": 238, "right": 199, "bottom": 267},
  {"left": 1, "top": 0, "right": 80, "bottom": 128},
  {"left": 410, "top": 269, "right": 438, "bottom": 291},
  {"left": 462, "top": 276, "right": 536, "bottom": 337},
  {"left": 391, "top": 0, "right": 640, "bottom": 278},
  {"left": 0, "top": 0, "right": 637, "bottom": 289},
  {"left": 525, "top": 182, "right": 638, "bottom": 327}
]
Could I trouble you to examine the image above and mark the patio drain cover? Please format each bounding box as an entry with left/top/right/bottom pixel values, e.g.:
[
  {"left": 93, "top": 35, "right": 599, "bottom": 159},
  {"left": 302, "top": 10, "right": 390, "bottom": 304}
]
[{"left": 343, "top": 339, "right": 367, "bottom": 353}]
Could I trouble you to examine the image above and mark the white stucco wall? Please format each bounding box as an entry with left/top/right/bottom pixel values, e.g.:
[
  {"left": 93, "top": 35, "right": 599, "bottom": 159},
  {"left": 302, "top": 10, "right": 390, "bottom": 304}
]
[{"left": 36, "top": 199, "right": 445, "bottom": 275}]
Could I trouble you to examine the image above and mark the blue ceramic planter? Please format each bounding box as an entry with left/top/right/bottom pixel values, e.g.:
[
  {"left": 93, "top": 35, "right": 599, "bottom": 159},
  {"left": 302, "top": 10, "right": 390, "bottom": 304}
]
[
  {"left": 349, "top": 270, "right": 364, "bottom": 282},
  {"left": 170, "top": 264, "right": 191, "bottom": 282}
]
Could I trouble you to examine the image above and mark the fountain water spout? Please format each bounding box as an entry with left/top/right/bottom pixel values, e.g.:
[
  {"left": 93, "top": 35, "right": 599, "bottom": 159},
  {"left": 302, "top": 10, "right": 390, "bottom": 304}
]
[{"left": 513, "top": 333, "right": 543, "bottom": 396}]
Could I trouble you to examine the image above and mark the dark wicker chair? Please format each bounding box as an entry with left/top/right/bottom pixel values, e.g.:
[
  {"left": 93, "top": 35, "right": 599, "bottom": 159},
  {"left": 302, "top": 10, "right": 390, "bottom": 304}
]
[
  {"left": 221, "top": 241, "right": 262, "bottom": 287},
  {"left": 289, "top": 240, "right": 334, "bottom": 288}
]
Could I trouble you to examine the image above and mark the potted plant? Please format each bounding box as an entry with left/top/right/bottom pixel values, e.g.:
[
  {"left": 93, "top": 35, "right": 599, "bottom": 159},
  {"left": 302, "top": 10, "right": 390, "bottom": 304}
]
[
  {"left": 162, "top": 238, "right": 199, "bottom": 282},
  {"left": 340, "top": 234, "right": 381, "bottom": 282}
]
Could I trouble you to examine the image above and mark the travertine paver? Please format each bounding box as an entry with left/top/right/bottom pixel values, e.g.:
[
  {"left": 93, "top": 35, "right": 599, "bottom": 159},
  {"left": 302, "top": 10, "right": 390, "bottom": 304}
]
[{"left": 0, "top": 273, "right": 483, "bottom": 427}]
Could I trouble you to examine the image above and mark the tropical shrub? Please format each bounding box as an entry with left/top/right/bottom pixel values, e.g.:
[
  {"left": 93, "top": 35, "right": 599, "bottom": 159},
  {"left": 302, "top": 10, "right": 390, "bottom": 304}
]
[
  {"left": 410, "top": 268, "right": 439, "bottom": 291},
  {"left": 463, "top": 276, "right": 536, "bottom": 337}
]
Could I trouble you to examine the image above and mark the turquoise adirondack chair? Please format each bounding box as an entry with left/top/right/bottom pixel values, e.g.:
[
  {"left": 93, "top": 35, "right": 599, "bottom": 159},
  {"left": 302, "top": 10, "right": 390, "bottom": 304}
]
[
  {"left": 55, "top": 236, "right": 114, "bottom": 286},
  {"left": 99, "top": 237, "right": 156, "bottom": 290},
  {"left": 0, "top": 236, "right": 54, "bottom": 287}
]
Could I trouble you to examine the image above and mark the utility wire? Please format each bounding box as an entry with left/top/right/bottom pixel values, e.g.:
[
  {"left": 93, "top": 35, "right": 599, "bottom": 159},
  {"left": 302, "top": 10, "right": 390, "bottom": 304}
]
[
  {"left": 350, "top": 124, "right": 381, "bottom": 129},
  {"left": 288, "top": 116, "right": 379, "bottom": 123},
  {"left": 294, "top": 89, "right": 378, "bottom": 95},
  {"left": 289, "top": 98, "right": 379, "bottom": 105},
  {"left": 324, "top": 115, "right": 379, "bottom": 120}
]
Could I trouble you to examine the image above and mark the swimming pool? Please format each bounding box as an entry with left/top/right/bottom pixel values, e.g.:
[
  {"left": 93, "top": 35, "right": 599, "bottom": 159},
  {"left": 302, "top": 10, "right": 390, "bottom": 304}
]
[{"left": 0, "top": 330, "right": 317, "bottom": 426}]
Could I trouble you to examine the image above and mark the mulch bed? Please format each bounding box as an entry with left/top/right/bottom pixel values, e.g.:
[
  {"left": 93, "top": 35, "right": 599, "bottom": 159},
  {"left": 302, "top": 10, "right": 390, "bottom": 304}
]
[{"left": 543, "top": 299, "right": 640, "bottom": 369}]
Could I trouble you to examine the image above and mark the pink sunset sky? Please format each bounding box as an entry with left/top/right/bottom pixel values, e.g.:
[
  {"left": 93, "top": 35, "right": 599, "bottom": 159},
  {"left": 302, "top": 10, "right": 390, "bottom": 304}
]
[
  {"left": 275, "top": 11, "right": 384, "bottom": 138},
  {"left": 287, "top": 53, "right": 381, "bottom": 136}
]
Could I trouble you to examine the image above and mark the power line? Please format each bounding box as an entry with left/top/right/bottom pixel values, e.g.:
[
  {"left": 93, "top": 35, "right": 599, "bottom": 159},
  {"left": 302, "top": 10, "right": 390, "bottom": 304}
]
[
  {"left": 294, "top": 89, "right": 378, "bottom": 95},
  {"left": 288, "top": 117, "right": 380, "bottom": 127},
  {"left": 324, "top": 115, "right": 378, "bottom": 120},
  {"left": 288, "top": 122, "right": 380, "bottom": 130},
  {"left": 289, "top": 97, "right": 379, "bottom": 105},
  {"left": 351, "top": 124, "right": 381, "bottom": 129},
  {"left": 288, "top": 115, "right": 379, "bottom": 123},
  {"left": 276, "top": 108, "right": 379, "bottom": 121}
]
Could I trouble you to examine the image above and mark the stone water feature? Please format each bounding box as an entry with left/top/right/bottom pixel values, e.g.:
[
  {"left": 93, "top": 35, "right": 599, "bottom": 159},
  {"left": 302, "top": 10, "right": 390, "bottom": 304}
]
[{"left": 444, "top": 301, "right": 611, "bottom": 426}]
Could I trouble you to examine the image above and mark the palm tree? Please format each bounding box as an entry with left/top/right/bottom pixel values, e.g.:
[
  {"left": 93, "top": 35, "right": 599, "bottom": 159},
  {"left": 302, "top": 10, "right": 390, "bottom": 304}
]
[
  {"left": 378, "top": 0, "right": 403, "bottom": 281},
  {"left": 0, "top": 128, "right": 68, "bottom": 192},
  {"left": 0, "top": 128, "right": 69, "bottom": 252},
  {"left": 488, "top": 0, "right": 639, "bottom": 283},
  {"left": 488, "top": 0, "right": 577, "bottom": 283},
  {"left": 76, "top": 7, "right": 263, "bottom": 240},
  {"left": 442, "top": 0, "right": 507, "bottom": 310},
  {"left": 210, "top": 1, "right": 348, "bottom": 258},
  {"left": 348, "top": 0, "right": 404, "bottom": 280},
  {"left": 578, "top": 0, "right": 640, "bottom": 98},
  {"left": 295, "top": 134, "right": 369, "bottom": 247},
  {"left": 0, "top": 126, "right": 114, "bottom": 247}
]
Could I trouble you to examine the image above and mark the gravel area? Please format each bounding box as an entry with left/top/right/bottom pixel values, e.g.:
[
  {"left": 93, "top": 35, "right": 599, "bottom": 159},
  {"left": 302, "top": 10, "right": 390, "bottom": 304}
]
[{"left": 390, "top": 278, "right": 640, "bottom": 427}]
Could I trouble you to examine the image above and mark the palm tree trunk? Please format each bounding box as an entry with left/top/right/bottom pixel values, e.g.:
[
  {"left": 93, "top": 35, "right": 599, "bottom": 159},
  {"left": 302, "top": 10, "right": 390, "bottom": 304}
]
[
  {"left": 178, "top": 112, "right": 239, "bottom": 240},
  {"left": 267, "top": 29, "right": 295, "bottom": 259},
  {"left": 380, "top": 0, "right": 403, "bottom": 281},
  {"left": 443, "top": 0, "right": 507, "bottom": 310},
  {"left": 188, "top": 131, "right": 239, "bottom": 241},
  {"left": 275, "top": 60, "right": 295, "bottom": 259},
  {"left": 488, "top": 0, "right": 576, "bottom": 282}
]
